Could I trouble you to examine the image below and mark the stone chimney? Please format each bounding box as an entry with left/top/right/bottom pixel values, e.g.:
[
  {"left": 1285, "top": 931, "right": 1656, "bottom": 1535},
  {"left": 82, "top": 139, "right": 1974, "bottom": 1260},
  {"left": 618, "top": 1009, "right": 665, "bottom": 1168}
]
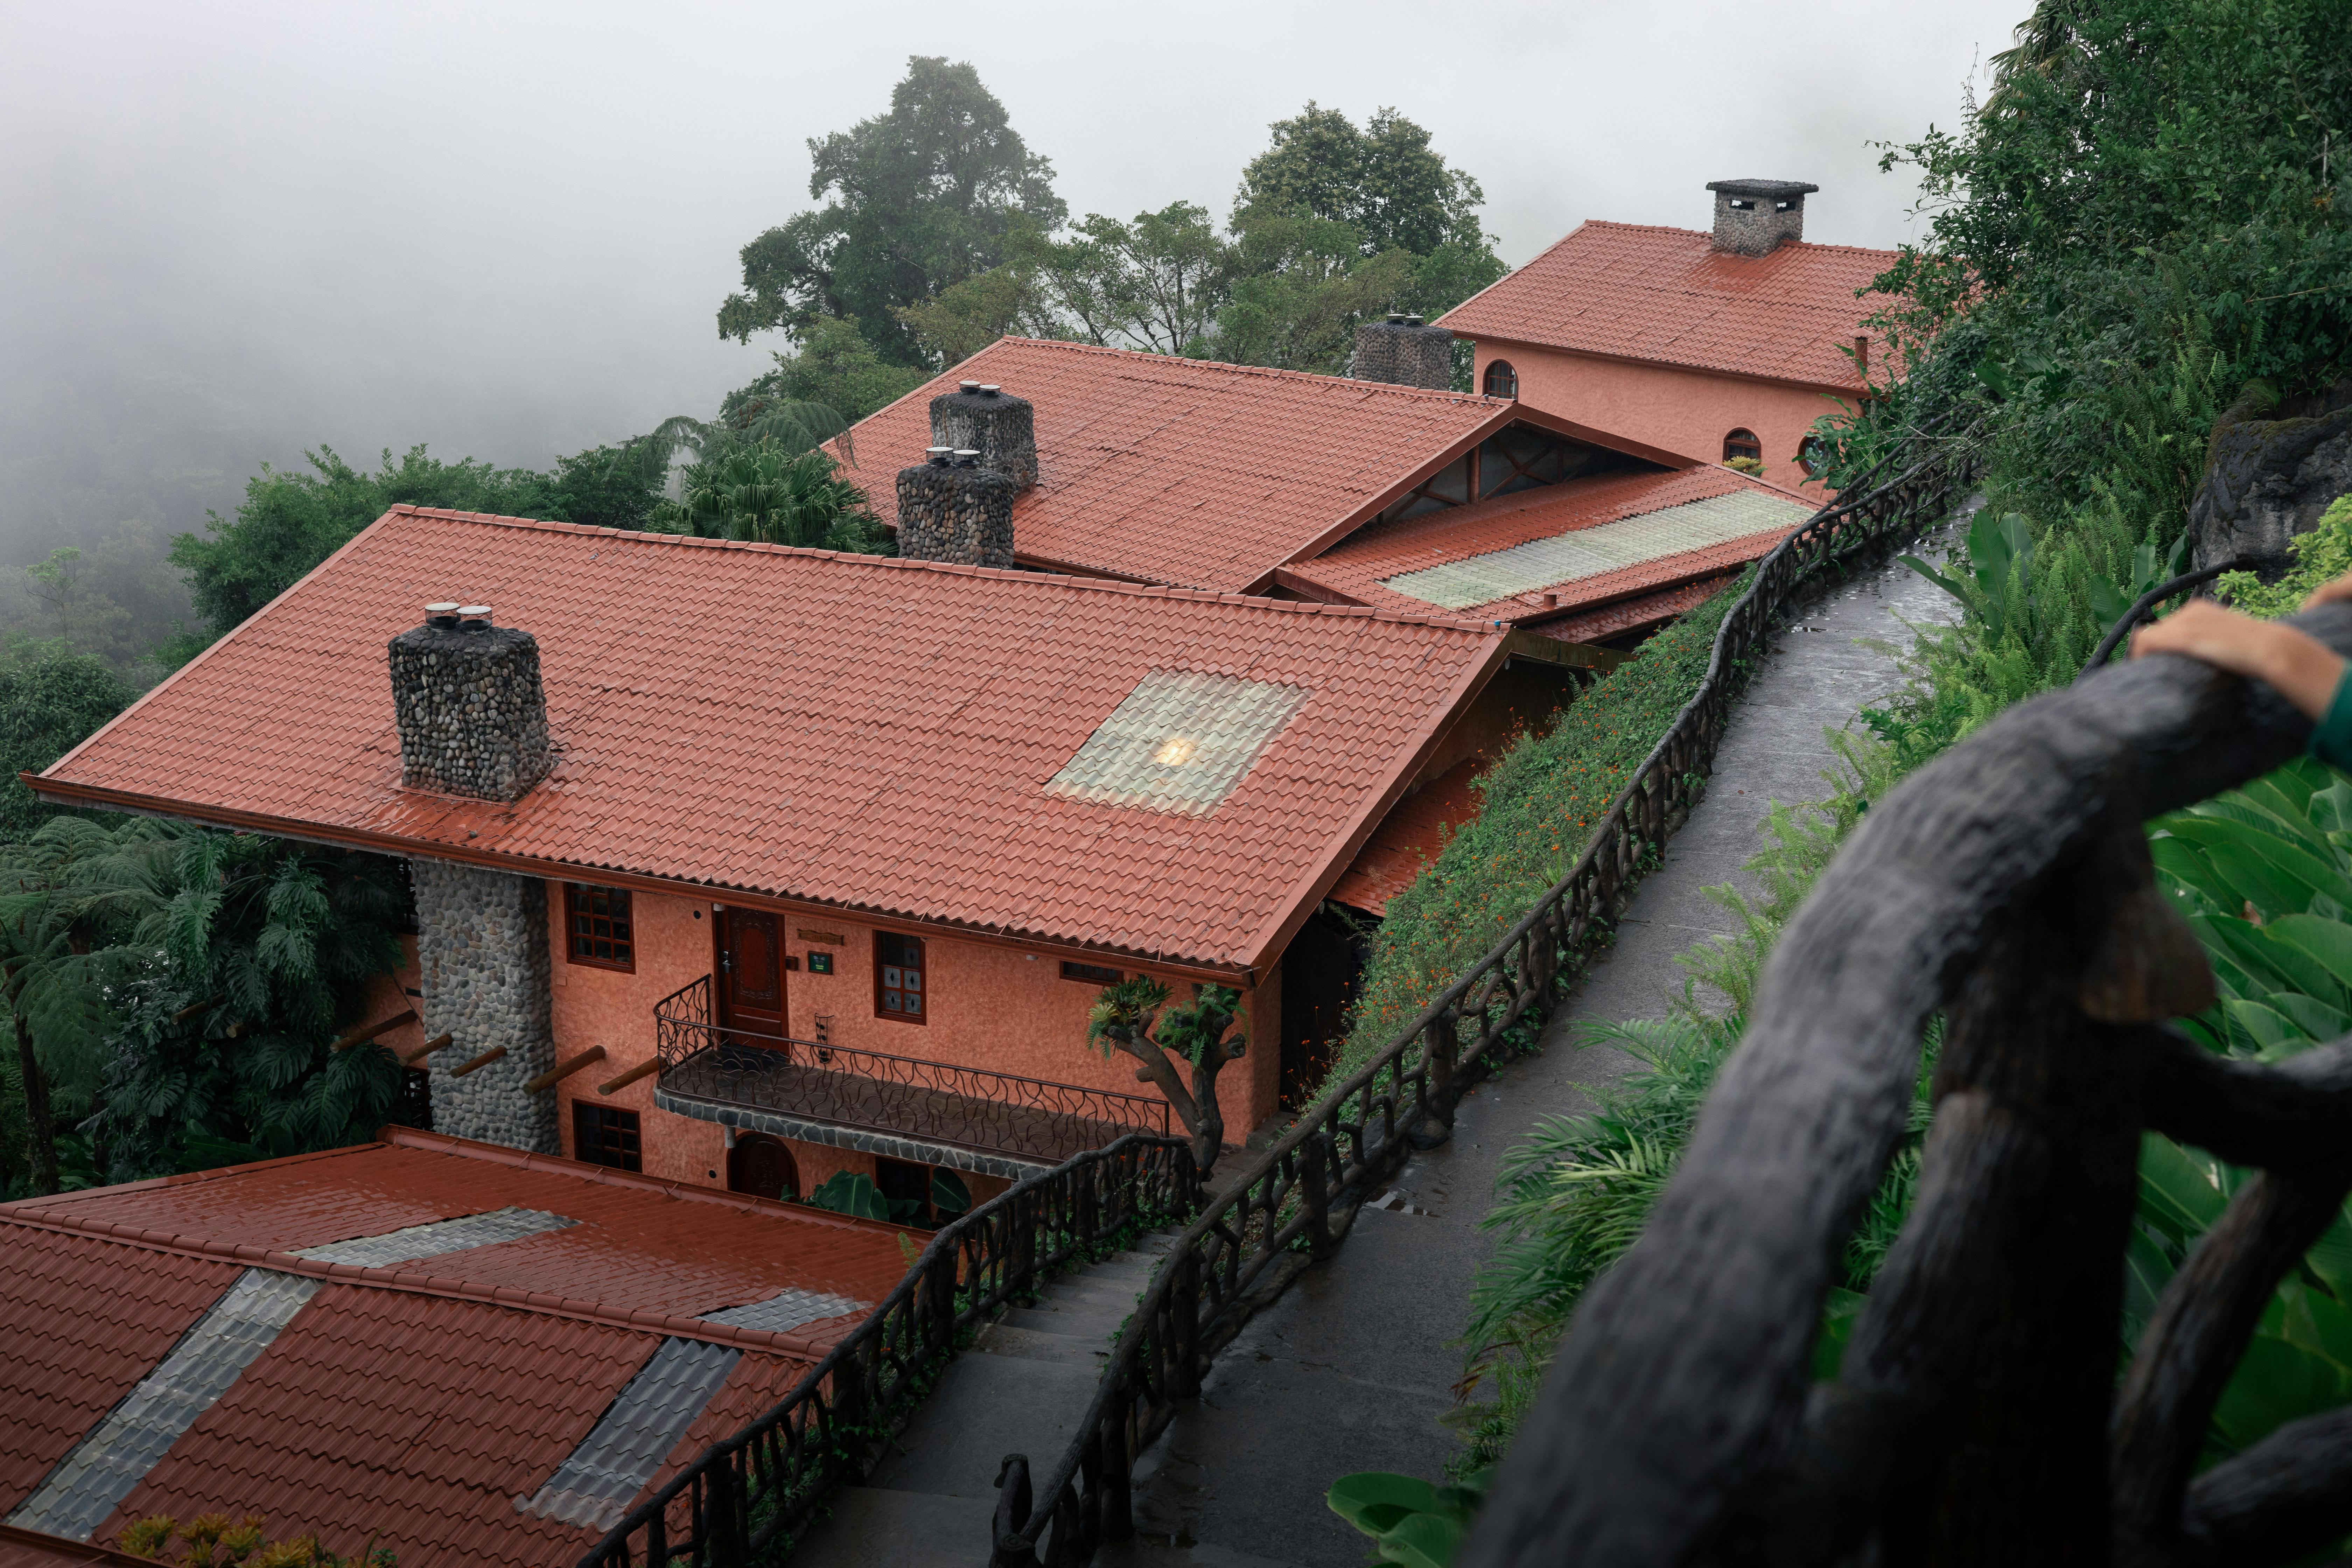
[
  {"left": 897, "top": 448, "right": 1020, "bottom": 568},
  {"left": 930, "top": 380, "right": 1038, "bottom": 489},
  {"left": 388, "top": 604, "right": 552, "bottom": 801},
  {"left": 1706, "top": 179, "right": 1819, "bottom": 255},
  {"left": 1353, "top": 313, "right": 1454, "bottom": 389},
  {"left": 387, "top": 601, "right": 559, "bottom": 1155}
]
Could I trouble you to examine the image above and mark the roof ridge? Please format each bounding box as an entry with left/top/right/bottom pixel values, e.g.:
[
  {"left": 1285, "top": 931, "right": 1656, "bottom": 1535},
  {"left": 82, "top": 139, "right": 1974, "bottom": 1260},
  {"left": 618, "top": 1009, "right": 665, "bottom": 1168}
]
[
  {"left": 970, "top": 336, "right": 1504, "bottom": 405},
  {"left": 379, "top": 506, "right": 1508, "bottom": 634},
  {"left": 0, "top": 1208, "right": 839, "bottom": 1359},
  {"left": 1562, "top": 219, "right": 1900, "bottom": 260}
]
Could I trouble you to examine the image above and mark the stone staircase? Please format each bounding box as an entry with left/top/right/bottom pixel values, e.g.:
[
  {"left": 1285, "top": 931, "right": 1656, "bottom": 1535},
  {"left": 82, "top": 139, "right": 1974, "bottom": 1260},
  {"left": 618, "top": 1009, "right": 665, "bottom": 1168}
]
[{"left": 791, "top": 1232, "right": 1181, "bottom": 1567}]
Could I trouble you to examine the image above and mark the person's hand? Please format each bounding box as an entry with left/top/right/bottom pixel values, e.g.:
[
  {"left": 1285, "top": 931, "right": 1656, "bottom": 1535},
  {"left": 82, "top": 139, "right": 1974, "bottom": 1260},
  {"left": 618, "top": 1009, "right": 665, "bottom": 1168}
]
[
  {"left": 2306, "top": 571, "right": 2352, "bottom": 609},
  {"left": 2133, "top": 598, "right": 2347, "bottom": 721}
]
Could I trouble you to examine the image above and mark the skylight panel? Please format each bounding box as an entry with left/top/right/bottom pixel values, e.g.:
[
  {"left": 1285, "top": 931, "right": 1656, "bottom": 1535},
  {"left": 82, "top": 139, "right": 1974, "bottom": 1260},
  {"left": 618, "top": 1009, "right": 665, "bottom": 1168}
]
[
  {"left": 700, "top": 1287, "right": 870, "bottom": 1334},
  {"left": 518, "top": 1338, "right": 742, "bottom": 1531},
  {"left": 8, "top": 1269, "right": 318, "bottom": 1541},
  {"left": 293, "top": 1205, "right": 576, "bottom": 1267},
  {"left": 1380, "top": 490, "right": 1812, "bottom": 610},
  {"left": 1045, "top": 670, "right": 1309, "bottom": 817}
]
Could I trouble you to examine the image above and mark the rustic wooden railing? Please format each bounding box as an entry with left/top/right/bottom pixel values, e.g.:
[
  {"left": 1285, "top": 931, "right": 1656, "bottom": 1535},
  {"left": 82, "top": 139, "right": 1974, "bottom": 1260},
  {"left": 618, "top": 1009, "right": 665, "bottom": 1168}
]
[
  {"left": 574, "top": 1132, "right": 1197, "bottom": 1568},
  {"left": 986, "top": 427, "right": 1984, "bottom": 1566},
  {"left": 1455, "top": 605, "right": 2352, "bottom": 1566}
]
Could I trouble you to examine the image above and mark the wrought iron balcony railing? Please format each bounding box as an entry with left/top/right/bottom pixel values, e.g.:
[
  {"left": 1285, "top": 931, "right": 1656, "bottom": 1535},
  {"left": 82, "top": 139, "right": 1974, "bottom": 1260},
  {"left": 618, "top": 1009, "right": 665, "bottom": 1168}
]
[{"left": 652, "top": 974, "right": 1172, "bottom": 1167}]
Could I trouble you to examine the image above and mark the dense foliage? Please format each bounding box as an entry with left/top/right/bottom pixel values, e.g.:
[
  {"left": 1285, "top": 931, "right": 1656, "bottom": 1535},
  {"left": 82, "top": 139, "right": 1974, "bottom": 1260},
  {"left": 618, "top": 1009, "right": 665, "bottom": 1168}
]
[
  {"left": 0, "top": 816, "right": 412, "bottom": 1198},
  {"left": 0, "top": 640, "right": 132, "bottom": 840},
  {"left": 168, "top": 439, "right": 675, "bottom": 651}
]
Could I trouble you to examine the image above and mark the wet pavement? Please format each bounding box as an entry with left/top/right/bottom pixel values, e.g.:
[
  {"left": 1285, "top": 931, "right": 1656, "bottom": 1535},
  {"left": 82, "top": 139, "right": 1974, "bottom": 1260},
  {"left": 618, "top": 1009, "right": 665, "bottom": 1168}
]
[{"left": 1108, "top": 512, "right": 1974, "bottom": 1567}]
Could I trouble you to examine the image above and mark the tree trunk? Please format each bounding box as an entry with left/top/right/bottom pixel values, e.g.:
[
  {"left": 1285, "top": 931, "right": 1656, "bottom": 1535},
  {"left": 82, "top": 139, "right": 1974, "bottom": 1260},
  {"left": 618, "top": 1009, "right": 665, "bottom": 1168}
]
[
  {"left": 1114, "top": 1034, "right": 1245, "bottom": 1177},
  {"left": 14, "top": 1008, "right": 58, "bottom": 1197}
]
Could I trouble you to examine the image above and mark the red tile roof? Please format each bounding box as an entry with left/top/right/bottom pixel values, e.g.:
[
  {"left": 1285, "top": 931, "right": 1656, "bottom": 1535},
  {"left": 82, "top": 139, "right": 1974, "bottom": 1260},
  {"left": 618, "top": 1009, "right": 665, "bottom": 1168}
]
[
  {"left": 0, "top": 1132, "right": 912, "bottom": 1565},
  {"left": 10, "top": 1129, "right": 909, "bottom": 1330},
  {"left": 1437, "top": 222, "right": 1897, "bottom": 390},
  {"left": 0, "top": 1230, "right": 242, "bottom": 1514},
  {"left": 834, "top": 336, "right": 1664, "bottom": 592},
  {"left": 35, "top": 508, "right": 1506, "bottom": 975},
  {"left": 0, "top": 1525, "right": 153, "bottom": 1567},
  {"left": 1281, "top": 465, "right": 1811, "bottom": 622},
  {"left": 1327, "top": 758, "right": 1484, "bottom": 916}
]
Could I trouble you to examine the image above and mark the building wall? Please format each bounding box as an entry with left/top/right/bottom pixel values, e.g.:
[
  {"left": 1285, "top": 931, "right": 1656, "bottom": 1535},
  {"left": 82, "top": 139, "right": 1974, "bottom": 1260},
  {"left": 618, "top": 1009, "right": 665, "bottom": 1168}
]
[
  {"left": 535, "top": 883, "right": 1278, "bottom": 1188},
  {"left": 1476, "top": 340, "right": 1844, "bottom": 495}
]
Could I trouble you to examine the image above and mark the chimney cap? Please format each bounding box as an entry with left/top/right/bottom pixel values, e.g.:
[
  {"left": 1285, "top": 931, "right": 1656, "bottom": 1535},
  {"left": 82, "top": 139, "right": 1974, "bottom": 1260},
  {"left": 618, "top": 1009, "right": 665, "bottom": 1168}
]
[
  {"left": 1405, "top": 314, "right": 1424, "bottom": 327},
  {"left": 952, "top": 448, "right": 981, "bottom": 467},
  {"left": 1706, "top": 178, "right": 1819, "bottom": 200},
  {"left": 1386, "top": 312, "right": 1406, "bottom": 324},
  {"left": 424, "top": 601, "right": 460, "bottom": 614},
  {"left": 958, "top": 379, "right": 981, "bottom": 393},
  {"left": 978, "top": 383, "right": 1001, "bottom": 396},
  {"left": 926, "top": 445, "right": 954, "bottom": 466}
]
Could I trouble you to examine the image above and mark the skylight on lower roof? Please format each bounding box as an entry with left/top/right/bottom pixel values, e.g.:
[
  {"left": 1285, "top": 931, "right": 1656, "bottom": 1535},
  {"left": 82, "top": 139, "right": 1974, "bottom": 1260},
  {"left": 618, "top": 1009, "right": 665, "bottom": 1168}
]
[
  {"left": 518, "top": 1337, "right": 743, "bottom": 1532},
  {"left": 700, "top": 1287, "right": 870, "bottom": 1334},
  {"left": 1045, "top": 670, "right": 1308, "bottom": 817},
  {"left": 7, "top": 1269, "right": 318, "bottom": 1542},
  {"left": 1379, "top": 489, "right": 1813, "bottom": 610},
  {"left": 293, "top": 1205, "right": 576, "bottom": 1267}
]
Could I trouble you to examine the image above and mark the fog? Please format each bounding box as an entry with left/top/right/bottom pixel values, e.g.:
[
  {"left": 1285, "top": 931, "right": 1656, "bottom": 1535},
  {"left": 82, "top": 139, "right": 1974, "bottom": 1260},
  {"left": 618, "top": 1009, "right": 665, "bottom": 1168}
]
[{"left": 0, "top": 0, "right": 2023, "bottom": 566}]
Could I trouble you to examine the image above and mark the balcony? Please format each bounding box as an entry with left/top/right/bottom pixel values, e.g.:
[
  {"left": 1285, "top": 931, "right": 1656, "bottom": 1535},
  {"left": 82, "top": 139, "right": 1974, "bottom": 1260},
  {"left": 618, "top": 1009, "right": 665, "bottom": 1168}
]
[{"left": 649, "top": 975, "right": 1173, "bottom": 1174}]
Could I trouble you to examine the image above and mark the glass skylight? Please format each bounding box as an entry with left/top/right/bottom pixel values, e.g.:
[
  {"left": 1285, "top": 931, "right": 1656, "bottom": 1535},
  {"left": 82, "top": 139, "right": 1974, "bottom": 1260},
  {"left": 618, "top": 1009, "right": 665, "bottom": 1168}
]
[{"left": 1045, "top": 670, "right": 1309, "bottom": 817}]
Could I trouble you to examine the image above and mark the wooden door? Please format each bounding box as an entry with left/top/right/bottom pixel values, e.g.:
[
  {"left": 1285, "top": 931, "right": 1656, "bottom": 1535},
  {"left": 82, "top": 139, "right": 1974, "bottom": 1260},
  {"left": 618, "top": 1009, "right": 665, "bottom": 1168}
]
[
  {"left": 728, "top": 1134, "right": 799, "bottom": 1200},
  {"left": 717, "top": 907, "right": 787, "bottom": 1048}
]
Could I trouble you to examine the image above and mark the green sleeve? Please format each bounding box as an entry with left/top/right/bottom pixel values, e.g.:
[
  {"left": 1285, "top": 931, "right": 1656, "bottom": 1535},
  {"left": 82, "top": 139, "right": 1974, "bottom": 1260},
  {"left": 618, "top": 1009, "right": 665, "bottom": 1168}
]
[{"left": 2311, "top": 666, "right": 2352, "bottom": 770}]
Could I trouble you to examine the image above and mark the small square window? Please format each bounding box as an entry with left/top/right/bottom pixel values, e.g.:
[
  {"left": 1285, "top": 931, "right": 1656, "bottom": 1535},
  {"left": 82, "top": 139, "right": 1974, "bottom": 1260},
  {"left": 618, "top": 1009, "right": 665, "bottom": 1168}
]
[
  {"left": 1061, "top": 960, "right": 1125, "bottom": 985},
  {"left": 573, "top": 1103, "right": 642, "bottom": 1172},
  {"left": 876, "top": 932, "right": 926, "bottom": 1023},
  {"left": 808, "top": 951, "right": 834, "bottom": 975},
  {"left": 564, "top": 884, "right": 635, "bottom": 972}
]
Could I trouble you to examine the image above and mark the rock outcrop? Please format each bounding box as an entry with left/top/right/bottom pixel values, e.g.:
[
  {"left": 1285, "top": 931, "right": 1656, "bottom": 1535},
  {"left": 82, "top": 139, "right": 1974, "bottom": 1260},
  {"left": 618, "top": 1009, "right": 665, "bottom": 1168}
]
[{"left": 2188, "top": 379, "right": 2352, "bottom": 578}]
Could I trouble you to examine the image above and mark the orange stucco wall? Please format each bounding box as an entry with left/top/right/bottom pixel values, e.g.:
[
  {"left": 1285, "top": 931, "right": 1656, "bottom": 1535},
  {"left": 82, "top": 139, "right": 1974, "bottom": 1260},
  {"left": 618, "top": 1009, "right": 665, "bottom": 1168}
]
[
  {"left": 1476, "top": 340, "right": 1846, "bottom": 495},
  {"left": 537, "top": 884, "right": 1279, "bottom": 1186}
]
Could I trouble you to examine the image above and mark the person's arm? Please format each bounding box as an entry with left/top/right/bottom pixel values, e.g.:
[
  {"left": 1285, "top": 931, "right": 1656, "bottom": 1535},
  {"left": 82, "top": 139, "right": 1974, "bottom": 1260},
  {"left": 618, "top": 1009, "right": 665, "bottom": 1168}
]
[{"left": 2131, "top": 600, "right": 2347, "bottom": 720}]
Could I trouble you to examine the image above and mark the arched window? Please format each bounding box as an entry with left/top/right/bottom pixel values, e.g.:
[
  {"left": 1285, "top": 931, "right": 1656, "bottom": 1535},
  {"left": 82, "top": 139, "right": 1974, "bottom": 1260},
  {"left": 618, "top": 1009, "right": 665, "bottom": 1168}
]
[
  {"left": 1723, "top": 428, "right": 1763, "bottom": 464},
  {"left": 1483, "top": 359, "right": 1518, "bottom": 398}
]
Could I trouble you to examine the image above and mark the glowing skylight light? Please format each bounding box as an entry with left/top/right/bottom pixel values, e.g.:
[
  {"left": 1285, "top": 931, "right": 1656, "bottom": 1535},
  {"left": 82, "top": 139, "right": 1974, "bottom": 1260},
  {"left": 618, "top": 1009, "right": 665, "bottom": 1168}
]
[{"left": 1045, "top": 670, "right": 1309, "bottom": 816}]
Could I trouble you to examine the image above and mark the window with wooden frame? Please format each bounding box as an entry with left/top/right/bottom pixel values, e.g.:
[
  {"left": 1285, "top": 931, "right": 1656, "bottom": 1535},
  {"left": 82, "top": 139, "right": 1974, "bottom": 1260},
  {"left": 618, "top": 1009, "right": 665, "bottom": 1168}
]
[
  {"left": 1061, "top": 960, "right": 1124, "bottom": 985},
  {"left": 1723, "top": 429, "right": 1763, "bottom": 464},
  {"left": 564, "top": 884, "right": 635, "bottom": 972},
  {"left": 875, "top": 931, "right": 927, "bottom": 1023},
  {"left": 1482, "top": 359, "right": 1518, "bottom": 398},
  {"left": 573, "top": 1103, "right": 642, "bottom": 1171}
]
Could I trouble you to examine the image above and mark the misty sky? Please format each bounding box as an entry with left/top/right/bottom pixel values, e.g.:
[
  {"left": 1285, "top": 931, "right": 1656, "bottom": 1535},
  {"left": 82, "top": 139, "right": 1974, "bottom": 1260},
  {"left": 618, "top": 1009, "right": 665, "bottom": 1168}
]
[{"left": 0, "top": 0, "right": 2026, "bottom": 556}]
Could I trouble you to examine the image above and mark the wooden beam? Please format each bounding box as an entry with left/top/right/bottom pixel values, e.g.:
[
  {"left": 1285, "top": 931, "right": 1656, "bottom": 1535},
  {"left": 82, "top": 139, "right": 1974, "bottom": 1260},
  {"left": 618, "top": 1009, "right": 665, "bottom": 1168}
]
[
  {"left": 596, "top": 1058, "right": 662, "bottom": 1095},
  {"left": 330, "top": 1007, "right": 418, "bottom": 1052},
  {"left": 524, "top": 1045, "right": 607, "bottom": 1094},
  {"left": 450, "top": 1044, "right": 507, "bottom": 1078},
  {"left": 171, "top": 993, "right": 225, "bottom": 1024},
  {"left": 402, "top": 1031, "right": 454, "bottom": 1065}
]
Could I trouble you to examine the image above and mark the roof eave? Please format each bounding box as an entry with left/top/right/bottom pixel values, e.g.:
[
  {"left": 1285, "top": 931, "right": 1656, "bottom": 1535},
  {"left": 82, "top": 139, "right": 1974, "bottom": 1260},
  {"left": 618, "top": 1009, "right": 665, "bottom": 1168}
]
[
  {"left": 22, "top": 772, "right": 1258, "bottom": 986},
  {"left": 1446, "top": 331, "right": 1870, "bottom": 399}
]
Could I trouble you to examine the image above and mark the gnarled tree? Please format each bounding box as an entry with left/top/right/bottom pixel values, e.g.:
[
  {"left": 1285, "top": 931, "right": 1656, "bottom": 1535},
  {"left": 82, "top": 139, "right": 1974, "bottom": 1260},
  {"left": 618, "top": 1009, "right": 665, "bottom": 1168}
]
[{"left": 1088, "top": 978, "right": 1246, "bottom": 1174}]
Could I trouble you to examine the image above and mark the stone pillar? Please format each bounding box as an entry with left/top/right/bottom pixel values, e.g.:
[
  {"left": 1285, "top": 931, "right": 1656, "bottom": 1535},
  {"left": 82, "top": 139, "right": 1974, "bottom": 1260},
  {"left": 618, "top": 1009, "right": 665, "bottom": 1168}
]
[
  {"left": 896, "top": 452, "right": 1020, "bottom": 567},
  {"left": 387, "top": 604, "right": 560, "bottom": 1154},
  {"left": 930, "top": 382, "right": 1038, "bottom": 489},
  {"left": 1351, "top": 315, "right": 1453, "bottom": 390},
  {"left": 414, "top": 860, "right": 559, "bottom": 1153}
]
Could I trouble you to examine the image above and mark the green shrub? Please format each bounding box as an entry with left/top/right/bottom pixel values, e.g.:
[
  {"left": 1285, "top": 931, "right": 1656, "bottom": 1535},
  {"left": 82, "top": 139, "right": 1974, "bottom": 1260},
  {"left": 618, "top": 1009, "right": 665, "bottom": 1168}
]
[{"left": 2218, "top": 496, "right": 2352, "bottom": 618}]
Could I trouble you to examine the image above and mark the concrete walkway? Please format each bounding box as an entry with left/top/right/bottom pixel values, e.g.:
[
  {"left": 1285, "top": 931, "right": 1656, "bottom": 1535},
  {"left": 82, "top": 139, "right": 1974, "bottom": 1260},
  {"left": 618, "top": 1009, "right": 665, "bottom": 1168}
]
[
  {"left": 794, "top": 1232, "right": 1179, "bottom": 1568},
  {"left": 1101, "top": 523, "right": 1971, "bottom": 1568}
]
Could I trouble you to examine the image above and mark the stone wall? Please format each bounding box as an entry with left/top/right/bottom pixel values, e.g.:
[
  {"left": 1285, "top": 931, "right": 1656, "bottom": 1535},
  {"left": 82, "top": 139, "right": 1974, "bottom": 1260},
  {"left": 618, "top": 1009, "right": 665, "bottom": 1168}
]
[
  {"left": 896, "top": 462, "right": 1020, "bottom": 567},
  {"left": 415, "top": 860, "right": 559, "bottom": 1153},
  {"left": 388, "top": 623, "right": 552, "bottom": 802},
  {"left": 1704, "top": 179, "right": 1816, "bottom": 256}
]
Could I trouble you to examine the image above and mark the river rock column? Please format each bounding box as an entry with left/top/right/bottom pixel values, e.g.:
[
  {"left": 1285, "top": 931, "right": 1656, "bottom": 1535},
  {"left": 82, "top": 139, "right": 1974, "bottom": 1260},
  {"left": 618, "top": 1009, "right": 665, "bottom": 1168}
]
[
  {"left": 896, "top": 452, "right": 1021, "bottom": 567},
  {"left": 413, "top": 860, "right": 560, "bottom": 1152},
  {"left": 388, "top": 605, "right": 561, "bottom": 1153}
]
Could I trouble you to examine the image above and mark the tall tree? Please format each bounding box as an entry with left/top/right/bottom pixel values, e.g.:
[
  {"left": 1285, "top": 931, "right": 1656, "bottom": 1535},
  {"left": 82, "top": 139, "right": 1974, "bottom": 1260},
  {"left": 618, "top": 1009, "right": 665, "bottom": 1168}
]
[
  {"left": 0, "top": 644, "right": 132, "bottom": 841},
  {"left": 1235, "top": 104, "right": 1505, "bottom": 323},
  {"left": 717, "top": 57, "right": 1066, "bottom": 366},
  {"left": 1213, "top": 208, "right": 1415, "bottom": 374},
  {"left": 723, "top": 316, "right": 929, "bottom": 426}
]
